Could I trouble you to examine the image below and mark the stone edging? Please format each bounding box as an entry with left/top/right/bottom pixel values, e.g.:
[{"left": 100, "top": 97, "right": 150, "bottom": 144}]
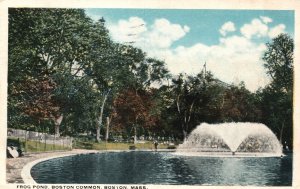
[
  {"left": 20, "top": 149, "right": 176, "bottom": 184},
  {"left": 21, "top": 153, "right": 79, "bottom": 184}
]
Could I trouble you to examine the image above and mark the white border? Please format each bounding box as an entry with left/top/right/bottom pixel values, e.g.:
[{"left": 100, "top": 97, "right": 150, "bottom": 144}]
[{"left": 1, "top": 0, "right": 299, "bottom": 188}]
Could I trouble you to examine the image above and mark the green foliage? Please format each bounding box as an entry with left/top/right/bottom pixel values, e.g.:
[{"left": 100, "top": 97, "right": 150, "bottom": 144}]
[
  {"left": 8, "top": 8, "right": 170, "bottom": 142},
  {"left": 8, "top": 8, "right": 293, "bottom": 149},
  {"left": 260, "top": 34, "right": 293, "bottom": 148},
  {"left": 262, "top": 33, "right": 293, "bottom": 93},
  {"left": 8, "top": 8, "right": 97, "bottom": 132}
]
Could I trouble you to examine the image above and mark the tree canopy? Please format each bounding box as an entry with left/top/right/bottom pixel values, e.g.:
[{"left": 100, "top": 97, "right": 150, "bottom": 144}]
[
  {"left": 8, "top": 8, "right": 293, "bottom": 148},
  {"left": 260, "top": 34, "right": 293, "bottom": 148}
]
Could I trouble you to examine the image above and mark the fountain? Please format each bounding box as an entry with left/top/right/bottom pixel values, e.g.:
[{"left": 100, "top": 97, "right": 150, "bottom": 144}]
[
  {"left": 29, "top": 123, "right": 292, "bottom": 185},
  {"left": 176, "top": 122, "right": 283, "bottom": 157}
]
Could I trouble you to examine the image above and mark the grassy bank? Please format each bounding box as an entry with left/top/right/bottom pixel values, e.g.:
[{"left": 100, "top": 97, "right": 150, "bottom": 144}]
[
  {"left": 8, "top": 137, "right": 177, "bottom": 153},
  {"left": 74, "top": 140, "right": 174, "bottom": 150},
  {"left": 7, "top": 137, "right": 71, "bottom": 153}
]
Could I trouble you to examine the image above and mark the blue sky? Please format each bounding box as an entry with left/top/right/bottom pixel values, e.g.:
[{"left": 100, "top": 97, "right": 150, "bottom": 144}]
[
  {"left": 85, "top": 9, "right": 294, "bottom": 91},
  {"left": 86, "top": 9, "right": 294, "bottom": 46}
]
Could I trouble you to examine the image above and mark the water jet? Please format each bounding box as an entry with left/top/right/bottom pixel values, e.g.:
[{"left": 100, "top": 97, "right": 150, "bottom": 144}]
[{"left": 176, "top": 122, "right": 282, "bottom": 157}]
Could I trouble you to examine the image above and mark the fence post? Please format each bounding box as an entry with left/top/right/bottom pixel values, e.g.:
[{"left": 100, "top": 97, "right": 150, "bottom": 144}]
[
  {"left": 36, "top": 132, "right": 38, "bottom": 152},
  {"left": 53, "top": 135, "right": 54, "bottom": 151},
  {"left": 24, "top": 130, "right": 27, "bottom": 153},
  {"left": 8, "top": 128, "right": 76, "bottom": 152},
  {"left": 44, "top": 133, "right": 46, "bottom": 152},
  {"left": 72, "top": 137, "right": 73, "bottom": 150}
]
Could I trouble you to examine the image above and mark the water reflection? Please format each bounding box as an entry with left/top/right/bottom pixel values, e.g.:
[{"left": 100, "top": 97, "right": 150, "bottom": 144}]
[{"left": 31, "top": 151, "right": 292, "bottom": 185}]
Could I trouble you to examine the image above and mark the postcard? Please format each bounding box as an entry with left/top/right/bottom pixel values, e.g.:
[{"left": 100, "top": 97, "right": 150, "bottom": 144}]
[{"left": 0, "top": 0, "right": 299, "bottom": 189}]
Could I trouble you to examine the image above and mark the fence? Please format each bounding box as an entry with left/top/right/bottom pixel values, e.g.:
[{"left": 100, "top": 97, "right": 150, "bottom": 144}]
[{"left": 7, "top": 128, "right": 73, "bottom": 153}]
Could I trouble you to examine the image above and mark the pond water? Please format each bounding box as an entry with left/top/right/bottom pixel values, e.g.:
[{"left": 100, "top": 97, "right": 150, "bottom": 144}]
[{"left": 31, "top": 151, "right": 292, "bottom": 186}]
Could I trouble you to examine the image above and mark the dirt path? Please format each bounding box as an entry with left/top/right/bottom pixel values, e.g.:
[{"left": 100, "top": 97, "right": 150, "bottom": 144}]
[{"left": 6, "top": 149, "right": 99, "bottom": 184}]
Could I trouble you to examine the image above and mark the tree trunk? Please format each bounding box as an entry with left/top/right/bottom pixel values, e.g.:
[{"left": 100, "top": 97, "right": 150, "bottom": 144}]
[
  {"left": 134, "top": 125, "right": 137, "bottom": 144},
  {"left": 54, "top": 114, "right": 63, "bottom": 137},
  {"left": 55, "top": 125, "right": 60, "bottom": 137},
  {"left": 96, "top": 124, "right": 101, "bottom": 142},
  {"left": 187, "top": 101, "right": 195, "bottom": 124},
  {"left": 183, "top": 129, "right": 188, "bottom": 141},
  {"left": 279, "top": 121, "right": 285, "bottom": 145},
  {"left": 105, "top": 116, "right": 110, "bottom": 142},
  {"left": 96, "top": 92, "right": 109, "bottom": 142},
  {"left": 96, "top": 114, "right": 103, "bottom": 142}
]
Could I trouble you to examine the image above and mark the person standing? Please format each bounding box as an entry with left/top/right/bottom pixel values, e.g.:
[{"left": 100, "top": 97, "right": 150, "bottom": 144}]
[{"left": 154, "top": 140, "right": 159, "bottom": 151}]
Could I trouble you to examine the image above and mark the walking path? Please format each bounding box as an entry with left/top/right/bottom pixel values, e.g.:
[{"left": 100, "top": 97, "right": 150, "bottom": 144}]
[{"left": 6, "top": 149, "right": 99, "bottom": 184}]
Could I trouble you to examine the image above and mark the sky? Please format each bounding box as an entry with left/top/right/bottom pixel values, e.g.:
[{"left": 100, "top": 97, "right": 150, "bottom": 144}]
[{"left": 85, "top": 9, "right": 294, "bottom": 92}]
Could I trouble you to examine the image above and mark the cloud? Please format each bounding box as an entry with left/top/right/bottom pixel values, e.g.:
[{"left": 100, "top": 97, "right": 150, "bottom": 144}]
[
  {"left": 145, "top": 18, "right": 190, "bottom": 48},
  {"left": 240, "top": 17, "right": 286, "bottom": 39},
  {"left": 240, "top": 18, "right": 268, "bottom": 39},
  {"left": 108, "top": 17, "right": 147, "bottom": 43},
  {"left": 160, "top": 36, "right": 269, "bottom": 92},
  {"left": 108, "top": 17, "right": 189, "bottom": 49},
  {"left": 162, "top": 44, "right": 210, "bottom": 75},
  {"left": 268, "top": 24, "right": 286, "bottom": 38},
  {"left": 207, "top": 38, "right": 269, "bottom": 92},
  {"left": 183, "top": 25, "right": 190, "bottom": 32},
  {"left": 260, "top": 16, "right": 273, "bottom": 24},
  {"left": 107, "top": 16, "right": 289, "bottom": 92},
  {"left": 219, "top": 21, "right": 236, "bottom": 36}
]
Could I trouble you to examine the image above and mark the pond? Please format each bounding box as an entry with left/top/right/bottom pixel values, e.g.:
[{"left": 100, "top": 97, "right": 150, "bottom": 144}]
[{"left": 31, "top": 151, "right": 292, "bottom": 186}]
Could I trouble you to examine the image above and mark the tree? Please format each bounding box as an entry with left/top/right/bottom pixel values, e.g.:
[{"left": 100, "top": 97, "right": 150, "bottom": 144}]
[
  {"left": 260, "top": 33, "right": 293, "bottom": 148},
  {"left": 99, "top": 44, "right": 169, "bottom": 143},
  {"left": 111, "top": 88, "right": 160, "bottom": 143},
  {"left": 258, "top": 87, "right": 292, "bottom": 146},
  {"left": 8, "top": 8, "right": 108, "bottom": 136},
  {"left": 8, "top": 8, "right": 170, "bottom": 141},
  {"left": 262, "top": 33, "right": 293, "bottom": 93},
  {"left": 170, "top": 72, "right": 214, "bottom": 140},
  {"left": 219, "top": 83, "right": 262, "bottom": 122},
  {"left": 8, "top": 74, "right": 60, "bottom": 131}
]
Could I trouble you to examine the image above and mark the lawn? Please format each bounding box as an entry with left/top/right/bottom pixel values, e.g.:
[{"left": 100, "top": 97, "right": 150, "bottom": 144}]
[
  {"left": 7, "top": 137, "right": 176, "bottom": 153},
  {"left": 73, "top": 140, "right": 172, "bottom": 150},
  {"left": 7, "top": 137, "right": 71, "bottom": 153}
]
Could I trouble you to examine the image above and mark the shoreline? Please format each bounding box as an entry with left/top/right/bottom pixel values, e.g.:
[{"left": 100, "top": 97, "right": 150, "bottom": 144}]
[
  {"left": 7, "top": 148, "right": 176, "bottom": 184},
  {"left": 8, "top": 149, "right": 283, "bottom": 184},
  {"left": 6, "top": 149, "right": 100, "bottom": 184}
]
